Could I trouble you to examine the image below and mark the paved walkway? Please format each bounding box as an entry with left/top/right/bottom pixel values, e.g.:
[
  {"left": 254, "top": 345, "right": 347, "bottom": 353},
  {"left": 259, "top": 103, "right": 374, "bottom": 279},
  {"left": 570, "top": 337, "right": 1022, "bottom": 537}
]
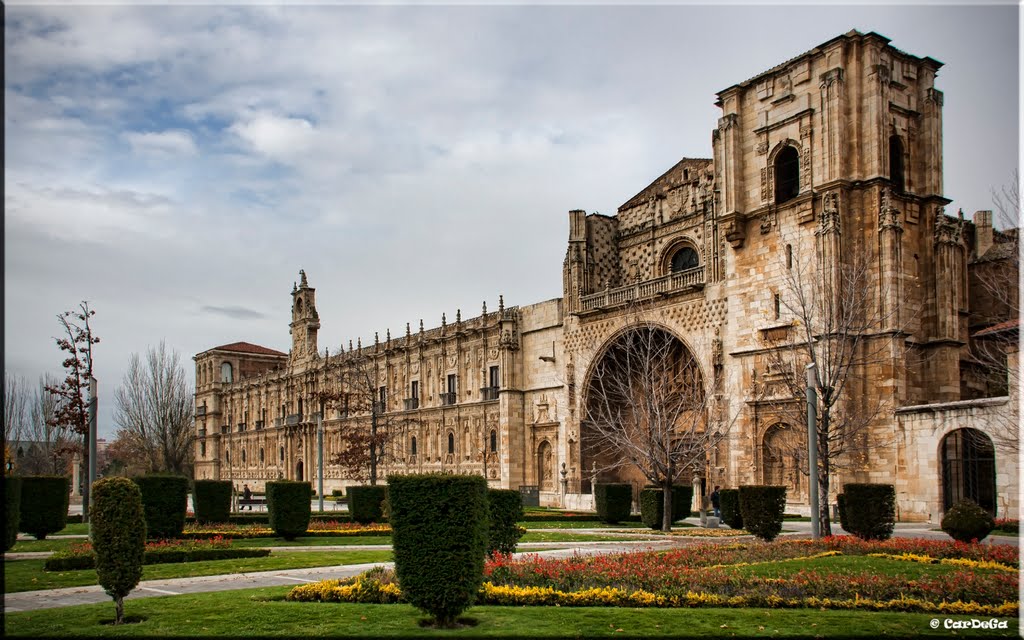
[{"left": 4, "top": 521, "right": 1015, "bottom": 614}]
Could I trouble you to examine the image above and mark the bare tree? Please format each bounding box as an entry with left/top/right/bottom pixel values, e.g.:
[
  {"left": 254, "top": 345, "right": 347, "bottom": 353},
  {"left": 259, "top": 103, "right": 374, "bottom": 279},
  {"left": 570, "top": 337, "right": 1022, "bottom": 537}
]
[
  {"left": 20, "top": 374, "right": 75, "bottom": 476},
  {"left": 4, "top": 372, "right": 28, "bottom": 453},
  {"left": 46, "top": 302, "right": 99, "bottom": 516},
  {"left": 757, "top": 242, "right": 899, "bottom": 537},
  {"left": 581, "top": 310, "right": 730, "bottom": 531},
  {"left": 113, "top": 341, "right": 195, "bottom": 476},
  {"left": 323, "top": 340, "right": 415, "bottom": 486}
]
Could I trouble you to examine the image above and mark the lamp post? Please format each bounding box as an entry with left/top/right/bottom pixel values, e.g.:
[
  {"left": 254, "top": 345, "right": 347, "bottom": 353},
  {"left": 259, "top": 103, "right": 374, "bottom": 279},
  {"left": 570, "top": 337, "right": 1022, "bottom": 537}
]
[
  {"left": 87, "top": 376, "right": 97, "bottom": 530},
  {"left": 805, "top": 363, "right": 820, "bottom": 540},
  {"left": 317, "top": 410, "right": 324, "bottom": 513}
]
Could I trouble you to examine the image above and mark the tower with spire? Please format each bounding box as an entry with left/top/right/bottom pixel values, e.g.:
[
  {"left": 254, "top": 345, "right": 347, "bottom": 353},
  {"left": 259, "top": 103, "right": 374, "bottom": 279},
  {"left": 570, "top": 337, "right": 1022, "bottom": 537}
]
[{"left": 290, "top": 269, "right": 320, "bottom": 361}]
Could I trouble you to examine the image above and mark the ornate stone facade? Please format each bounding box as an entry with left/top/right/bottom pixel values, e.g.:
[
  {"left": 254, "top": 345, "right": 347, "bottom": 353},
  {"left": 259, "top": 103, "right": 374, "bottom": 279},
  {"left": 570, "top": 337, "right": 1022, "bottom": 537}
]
[{"left": 195, "top": 31, "right": 1018, "bottom": 521}]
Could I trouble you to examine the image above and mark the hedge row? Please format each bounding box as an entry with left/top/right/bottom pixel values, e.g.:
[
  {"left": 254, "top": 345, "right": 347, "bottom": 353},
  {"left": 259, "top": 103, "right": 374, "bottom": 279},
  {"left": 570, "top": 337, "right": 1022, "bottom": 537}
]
[
  {"left": 5, "top": 476, "right": 22, "bottom": 551},
  {"left": 519, "top": 513, "right": 642, "bottom": 523},
  {"left": 267, "top": 481, "right": 312, "bottom": 540},
  {"left": 134, "top": 475, "right": 189, "bottom": 539},
  {"left": 193, "top": 480, "right": 232, "bottom": 524},
  {"left": 738, "top": 485, "right": 786, "bottom": 542},
  {"left": 488, "top": 489, "right": 524, "bottom": 557},
  {"left": 839, "top": 483, "right": 896, "bottom": 541},
  {"left": 639, "top": 485, "right": 694, "bottom": 529},
  {"left": 348, "top": 486, "right": 388, "bottom": 524},
  {"left": 45, "top": 547, "right": 271, "bottom": 572},
  {"left": 20, "top": 476, "right": 69, "bottom": 540},
  {"left": 595, "top": 483, "right": 632, "bottom": 524},
  {"left": 719, "top": 489, "right": 742, "bottom": 530}
]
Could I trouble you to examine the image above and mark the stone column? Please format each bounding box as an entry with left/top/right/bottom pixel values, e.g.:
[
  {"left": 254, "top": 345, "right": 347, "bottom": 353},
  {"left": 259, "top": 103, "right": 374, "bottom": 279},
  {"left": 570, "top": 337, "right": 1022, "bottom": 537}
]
[{"left": 71, "top": 453, "right": 82, "bottom": 497}]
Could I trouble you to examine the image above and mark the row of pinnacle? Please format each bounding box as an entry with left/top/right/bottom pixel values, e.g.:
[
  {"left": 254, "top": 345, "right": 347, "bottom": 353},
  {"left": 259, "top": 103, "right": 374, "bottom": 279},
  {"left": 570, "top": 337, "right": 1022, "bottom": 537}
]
[{"left": 332, "top": 295, "right": 505, "bottom": 357}]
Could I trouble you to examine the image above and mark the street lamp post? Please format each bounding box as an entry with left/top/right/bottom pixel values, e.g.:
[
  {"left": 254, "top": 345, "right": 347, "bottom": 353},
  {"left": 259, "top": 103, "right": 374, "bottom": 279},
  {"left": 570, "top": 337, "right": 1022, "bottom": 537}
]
[
  {"left": 87, "top": 376, "right": 97, "bottom": 531},
  {"left": 805, "top": 364, "right": 820, "bottom": 540},
  {"left": 317, "top": 411, "right": 324, "bottom": 513}
]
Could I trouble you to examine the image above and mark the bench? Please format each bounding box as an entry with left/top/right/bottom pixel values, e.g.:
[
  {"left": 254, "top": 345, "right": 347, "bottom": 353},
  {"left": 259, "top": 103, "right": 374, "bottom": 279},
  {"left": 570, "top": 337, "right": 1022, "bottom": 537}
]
[{"left": 238, "top": 496, "right": 267, "bottom": 510}]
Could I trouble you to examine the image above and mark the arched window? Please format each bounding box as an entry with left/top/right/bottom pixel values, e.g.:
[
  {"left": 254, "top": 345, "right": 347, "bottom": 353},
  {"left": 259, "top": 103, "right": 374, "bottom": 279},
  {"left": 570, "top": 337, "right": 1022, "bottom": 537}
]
[
  {"left": 226, "top": 450, "right": 231, "bottom": 464},
  {"left": 259, "top": 448, "right": 265, "bottom": 464},
  {"left": 774, "top": 145, "right": 800, "bottom": 204},
  {"left": 889, "top": 135, "right": 905, "bottom": 194},
  {"left": 489, "top": 430, "right": 497, "bottom": 453},
  {"left": 786, "top": 244, "right": 793, "bottom": 270},
  {"left": 221, "top": 362, "right": 233, "bottom": 383},
  {"left": 241, "top": 449, "right": 246, "bottom": 464},
  {"left": 670, "top": 247, "right": 699, "bottom": 273},
  {"left": 447, "top": 432, "right": 455, "bottom": 455},
  {"left": 941, "top": 429, "right": 996, "bottom": 515},
  {"left": 200, "top": 442, "right": 206, "bottom": 458},
  {"left": 410, "top": 436, "right": 417, "bottom": 456},
  {"left": 279, "top": 446, "right": 285, "bottom": 463}
]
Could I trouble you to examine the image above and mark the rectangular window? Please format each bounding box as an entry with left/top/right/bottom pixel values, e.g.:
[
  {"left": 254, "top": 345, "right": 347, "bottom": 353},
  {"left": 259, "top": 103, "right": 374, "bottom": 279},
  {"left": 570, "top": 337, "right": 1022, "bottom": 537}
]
[
  {"left": 447, "top": 374, "right": 457, "bottom": 395},
  {"left": 411, "top": 380, "right": 419, "bottom": 400},
  {"left": 489, "top": 366, "right": 499, "bottom": 389},
  {"left": 379, "top": 386, "right": 388, "bottom": 409},
  {"left": 774, "top": 293, "right": 781, "bottom": 320}
]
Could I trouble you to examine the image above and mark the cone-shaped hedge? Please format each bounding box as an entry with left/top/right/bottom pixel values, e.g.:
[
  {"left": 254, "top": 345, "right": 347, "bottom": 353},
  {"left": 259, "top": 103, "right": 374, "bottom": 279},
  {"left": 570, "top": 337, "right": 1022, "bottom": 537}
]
[
  {"left": 594, "top": 483, "right": 632, "bottom": 524},
  {"left": 19, "top": 476, "right": 69, "bottom": 540},
  {"left": 5, "top": 476, "right": 23, "bottom": 551},
  {"left": 739, "top": 485, "right": 786, "bottom": 542},
  {"left": 388, "top": 474, "right": 488, "bottom": 627},
  {"left": 719, "top": 488, "right": 743, "bottom": 529},
  {"left": 347, "top": 485, "right": 388, "bottom": 524},
  {"left": 487, "top": 488, "right": 524, "bottom": 557},
  {"left": 133, "top": 474, "right": 189, "bottom": 539},
  {"left": 192, "top": 480, "right": 231, "bottom": 524},
  {"left": 91, "top": 476, "right": 146, "bottom": 624},
  {"left": 267, "top": 481, "right": 312, "bottom": 540}
]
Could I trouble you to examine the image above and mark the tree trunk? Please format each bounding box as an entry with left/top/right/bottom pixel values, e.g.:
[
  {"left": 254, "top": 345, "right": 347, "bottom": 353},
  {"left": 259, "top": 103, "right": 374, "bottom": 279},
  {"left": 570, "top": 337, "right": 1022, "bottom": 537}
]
[
  {"left": 818, "top": 417, "right": 833, "bottom": 537},
  {"left": 661, "top": 478, "right": 673, "bottom": 531},
  {"left": 114, "top": 595, "right": 124, "bottom": 624}
]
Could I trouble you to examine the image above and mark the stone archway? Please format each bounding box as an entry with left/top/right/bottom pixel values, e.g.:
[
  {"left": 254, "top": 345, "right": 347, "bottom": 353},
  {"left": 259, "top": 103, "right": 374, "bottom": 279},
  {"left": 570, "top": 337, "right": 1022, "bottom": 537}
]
[
  {"left": 941, "top": 428, "right": 996, "bottom": 515},
  {"left": 580, "top": 324, "right": 707, "bottom": 489},
  {"left": 537, "top": 441, "right": 554, "bottom": 491}
]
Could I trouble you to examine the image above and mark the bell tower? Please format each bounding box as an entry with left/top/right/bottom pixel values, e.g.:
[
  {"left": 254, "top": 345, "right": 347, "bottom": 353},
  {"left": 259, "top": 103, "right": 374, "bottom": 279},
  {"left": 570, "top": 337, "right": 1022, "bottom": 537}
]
[{"left": 290, "top": 269, "right": 320, "bottom": 361}]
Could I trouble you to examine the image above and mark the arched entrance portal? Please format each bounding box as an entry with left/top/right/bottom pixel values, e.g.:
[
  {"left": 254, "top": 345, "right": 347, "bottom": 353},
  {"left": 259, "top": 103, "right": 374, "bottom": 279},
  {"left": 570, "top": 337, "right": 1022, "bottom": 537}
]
[
  {"left": 296, "top": 460, "right": 304, "bottom": 482},
  {"left": 941, "top": 428, "right": 996, "bottom": 515},
  {"left": 537, "top": 441, "right": 554, "bottom": 491},
  {"left": 581, "top": 325, "right": 707, "bottom": 493},
  {"left": 761, "top": 423, "right": 806, "bottom": 502}
]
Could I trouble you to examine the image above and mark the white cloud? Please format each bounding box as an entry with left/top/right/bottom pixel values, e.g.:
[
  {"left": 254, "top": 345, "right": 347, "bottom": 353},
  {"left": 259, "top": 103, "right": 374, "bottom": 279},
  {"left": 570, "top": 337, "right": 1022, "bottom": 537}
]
[
  {"left": 228, "top": 112, "right": 315, "bottom": 162},
  {"left": 123, "top": 129, "right": 198, "bottom": 157}
]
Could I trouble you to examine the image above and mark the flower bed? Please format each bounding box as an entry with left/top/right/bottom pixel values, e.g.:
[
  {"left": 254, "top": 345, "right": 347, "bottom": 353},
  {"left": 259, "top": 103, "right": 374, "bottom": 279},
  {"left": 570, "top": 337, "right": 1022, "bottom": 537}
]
[
  {"left": 181, "top": 521, "right": 391, "bottom": 539},
  {"left": 287, "top": 536, "right": 1019, "bottom": 615},
  {"left": 44, "top": 537, "right": 270, "bottom": 571},
  {"left": 618, "top": 528, "right": 749, "bottom": 537}
]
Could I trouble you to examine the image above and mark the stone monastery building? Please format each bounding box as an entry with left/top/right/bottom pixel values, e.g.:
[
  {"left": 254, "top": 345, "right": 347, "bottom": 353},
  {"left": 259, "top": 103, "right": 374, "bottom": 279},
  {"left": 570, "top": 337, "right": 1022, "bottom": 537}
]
[{"left": 195, "top": 31, "right": 1019, "bottom": 521}]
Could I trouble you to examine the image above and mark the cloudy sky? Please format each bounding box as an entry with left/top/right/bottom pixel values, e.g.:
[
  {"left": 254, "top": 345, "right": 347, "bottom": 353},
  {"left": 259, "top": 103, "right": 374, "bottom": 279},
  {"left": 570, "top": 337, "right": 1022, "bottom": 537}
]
[{"left": 4, "top": 3, "right": 1019, "bottom": 439}]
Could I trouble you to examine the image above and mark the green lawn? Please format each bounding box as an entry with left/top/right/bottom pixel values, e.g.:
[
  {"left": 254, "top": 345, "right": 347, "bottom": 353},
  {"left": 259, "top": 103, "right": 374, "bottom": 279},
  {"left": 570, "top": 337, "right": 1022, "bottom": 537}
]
[
  {"left": 3, "top": 587, "right": 1015, "bottom": 637},
  {"left": 228, "top": 536, "right": 393, "bottom": 548},
  {"left": 10, "top": 539, "right": 79, "bottom": 553},
  {"left": 4, "top": 551, "right": 393, "bottom": 593}
]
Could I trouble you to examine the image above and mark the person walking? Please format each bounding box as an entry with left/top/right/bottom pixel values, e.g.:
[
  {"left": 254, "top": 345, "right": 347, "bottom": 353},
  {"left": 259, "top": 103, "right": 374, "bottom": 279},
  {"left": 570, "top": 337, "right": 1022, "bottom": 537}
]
[
  {"left": 242, "top": 484, "right": 253, "bottom": 511},
  {"left": 710, "top": 486, "right": 721, "bottom": 518}
]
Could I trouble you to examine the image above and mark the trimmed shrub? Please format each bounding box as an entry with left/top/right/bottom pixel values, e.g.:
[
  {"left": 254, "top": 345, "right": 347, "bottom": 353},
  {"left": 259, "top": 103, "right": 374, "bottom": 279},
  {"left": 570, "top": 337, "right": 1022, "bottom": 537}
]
[
  {"left": 133, "top": 474, "right": 189, "bottom": 539},
  {"left": 388, "top": 474, "right": 488, "bottom": 627},
  {"left": 941, "top": 499, "right": 995, "bottom": 543},
  {"left": 5, "top": 476, "right": 23, "bottom": 551},
  {"left": 332, "top": 489, "right": 345, "bottom": 497},
  {"left": 640, "top": 487, "right": 663, "bottom": 529},
  {"left": 671, "top": 485, "right": 694, "bottom": 522},
  {"left": 91, "top": 476, "right": 146, "bottom": 624},
  {"left": 841, "top": 483, "right": 895, "bottom": 541},
  {"left": 641, "top": 485, "right": 696, "bottom": 529},
  {"left": 738, "top": 485, "right": 786, "bottom": 542},
  {"left": 19, "top": 476, "right": 69, "bottom": 540},
  {"left": 348, "top": 485, "right": 388, "bottom": 524},
  {"left": 266, "top": 481, "right": 312, "bottom": 540},
  {"left": 192, "top": 480, "right": 232, "bottom": 524},
  {"left": 837, "top": 493, "right": 848, "bottom": 532},
  {"left": 594, "top": 483, "right": 632, "bottom": 524},
  {"left": 719, "top": 488, "right": 743, "bottom": 530},
  {"left": 487, "top": 488, "right": 524, "bottom": 558}
]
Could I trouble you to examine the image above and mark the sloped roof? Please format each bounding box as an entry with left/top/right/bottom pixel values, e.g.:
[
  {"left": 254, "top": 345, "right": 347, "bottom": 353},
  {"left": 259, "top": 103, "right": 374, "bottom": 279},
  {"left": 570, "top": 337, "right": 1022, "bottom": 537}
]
[
  {"left": 973, "top": 318, "right": 1020, "bottom": 338},
  {"left": 619, "top": 157, "right": 713, "bottom": 212},
  {"left": 210, "top": 341, "right": 287, "bottom": 357}
]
